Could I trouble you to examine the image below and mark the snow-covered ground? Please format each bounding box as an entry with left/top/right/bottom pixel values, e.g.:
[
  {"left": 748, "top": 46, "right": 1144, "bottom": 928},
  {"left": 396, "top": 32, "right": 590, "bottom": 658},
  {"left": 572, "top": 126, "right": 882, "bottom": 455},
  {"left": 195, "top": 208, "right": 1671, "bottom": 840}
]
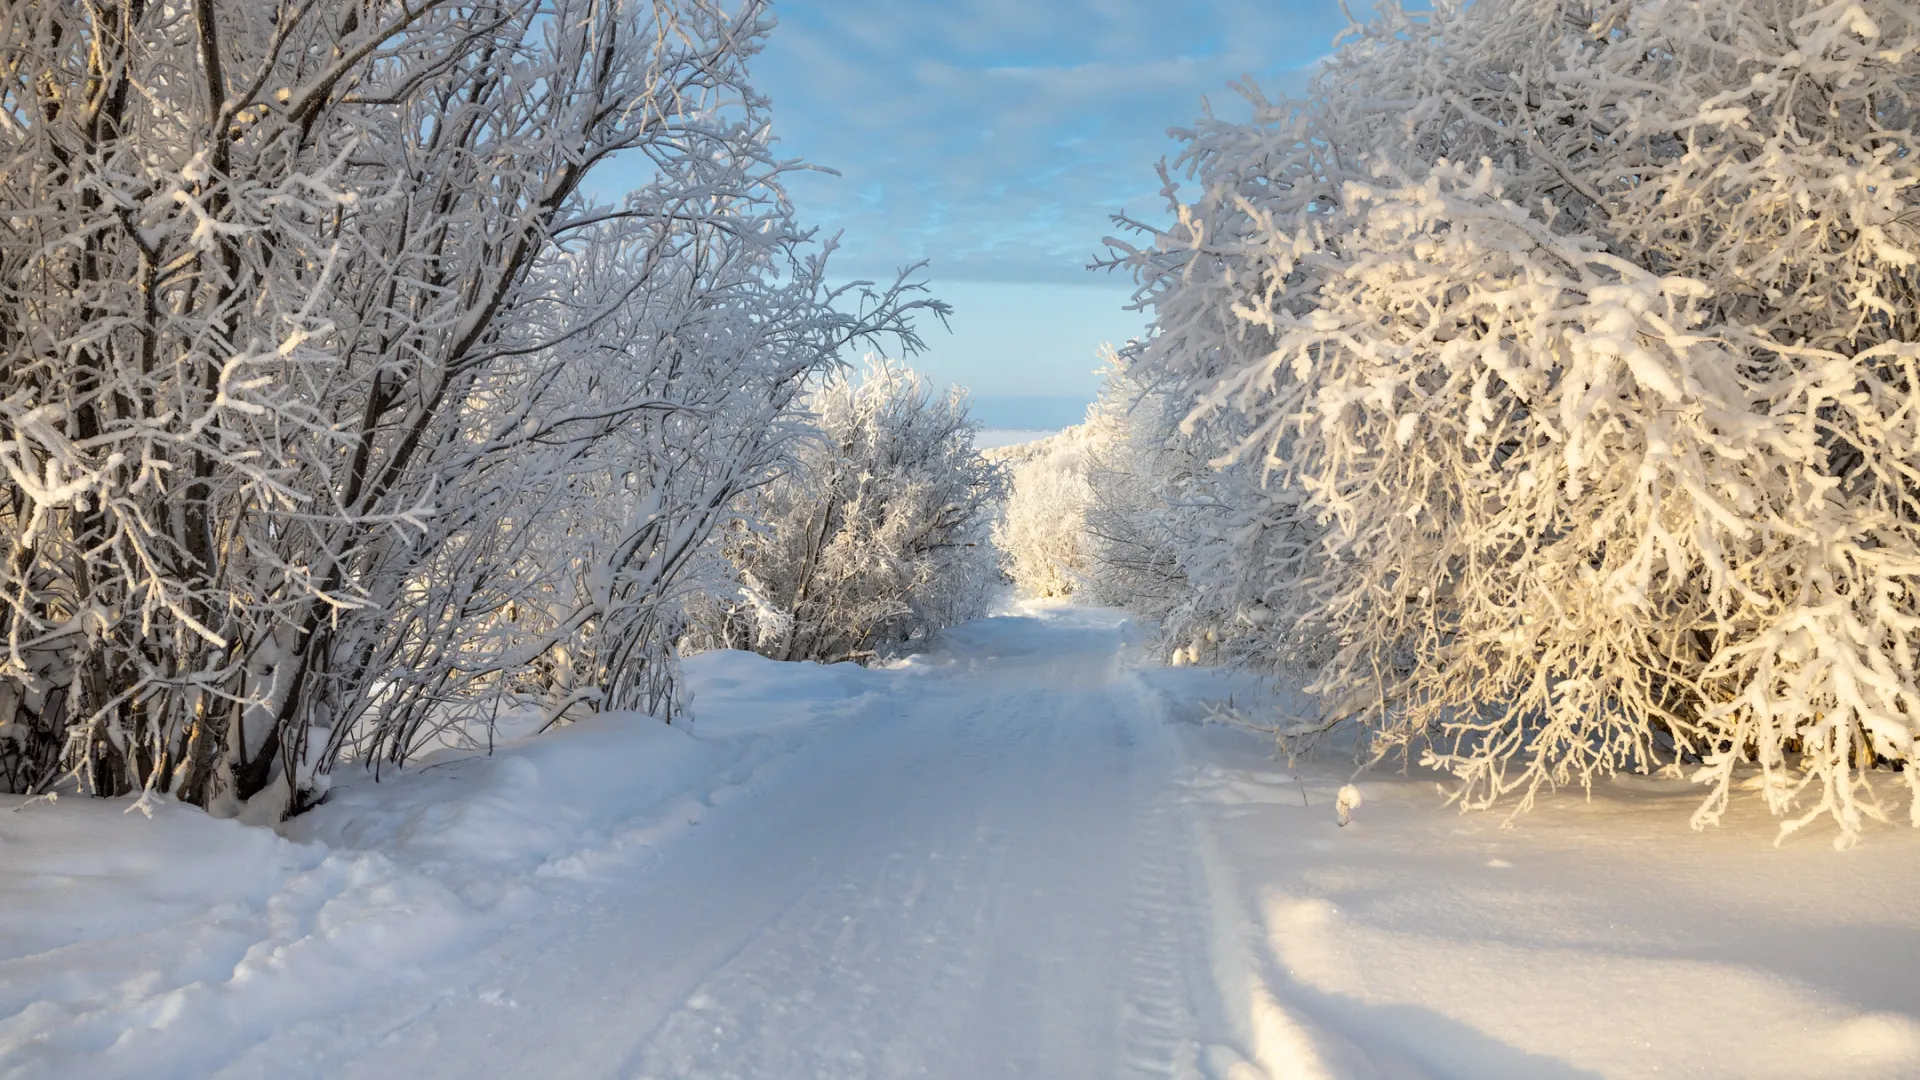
[
  {"left": 3, "top": 607, "right": 1917, "bottom": 1079},
  {"left": 975, "top": 428, "right": 1061, "bottom": 450},
  {"left": 1148, "top": 664, "right": 1920, "bottom": 1079}
]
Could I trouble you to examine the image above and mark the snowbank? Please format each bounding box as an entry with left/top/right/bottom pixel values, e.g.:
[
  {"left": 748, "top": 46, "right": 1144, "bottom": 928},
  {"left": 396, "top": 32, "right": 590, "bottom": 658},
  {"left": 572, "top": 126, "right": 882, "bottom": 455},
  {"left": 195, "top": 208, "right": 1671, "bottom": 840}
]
[
  {"left": 678, "top": 649, "right": 885, "bottom": 739},
  {"left": 0, "top": 793, "right": 475, "bottom": 1079},
  {"left": 1161, "top": 691, "right": 1920, "bottom": 1079},
  {"left": 0, "top": 650, "right": 883, "bottom": 1079}
]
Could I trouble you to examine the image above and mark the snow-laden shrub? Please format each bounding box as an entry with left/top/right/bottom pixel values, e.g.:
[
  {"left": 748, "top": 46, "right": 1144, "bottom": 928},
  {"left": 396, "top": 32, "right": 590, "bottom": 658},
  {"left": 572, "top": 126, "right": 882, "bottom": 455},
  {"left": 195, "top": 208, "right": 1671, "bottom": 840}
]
[
  {"left": 1110, "top": 0, "right": 1920, "bottom": 843},
  {"left": 991, "top": 427, "right": 1096, "bottom": 598},
  {"left": 1078, "top": 376, "right": 1188, "bottom": 619},
  {"left": 687, "top": 359, "right": 1000, "bottom": 664},
  {"left": 1080, "top": 364, "right": 1327, "bottom": 674},
  {"left": 0, "top": 0, "right": 938, "bottom": 815}
]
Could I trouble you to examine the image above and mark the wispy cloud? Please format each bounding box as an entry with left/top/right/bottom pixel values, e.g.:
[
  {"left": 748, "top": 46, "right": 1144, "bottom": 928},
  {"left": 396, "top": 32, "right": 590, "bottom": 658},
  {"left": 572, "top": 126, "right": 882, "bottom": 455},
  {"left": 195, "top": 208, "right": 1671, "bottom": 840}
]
[{"left": 748, "top": 0, "right": 1354, "bottom": 285}]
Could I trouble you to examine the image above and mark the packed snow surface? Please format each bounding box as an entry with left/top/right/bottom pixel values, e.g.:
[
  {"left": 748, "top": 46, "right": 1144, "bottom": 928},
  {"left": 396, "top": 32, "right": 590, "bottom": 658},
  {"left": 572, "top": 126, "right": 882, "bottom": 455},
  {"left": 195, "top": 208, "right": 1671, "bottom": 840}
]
[{"left": 3, "top": 606, "right": 1917, "bottom": 1078}]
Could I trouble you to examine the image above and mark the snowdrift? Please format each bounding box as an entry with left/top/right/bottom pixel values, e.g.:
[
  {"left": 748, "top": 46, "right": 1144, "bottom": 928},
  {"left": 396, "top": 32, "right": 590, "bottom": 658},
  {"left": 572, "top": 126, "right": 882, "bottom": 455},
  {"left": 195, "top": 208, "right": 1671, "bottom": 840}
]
[{"left": 0, "top": 650, "right": 883, "bottom": 1078}]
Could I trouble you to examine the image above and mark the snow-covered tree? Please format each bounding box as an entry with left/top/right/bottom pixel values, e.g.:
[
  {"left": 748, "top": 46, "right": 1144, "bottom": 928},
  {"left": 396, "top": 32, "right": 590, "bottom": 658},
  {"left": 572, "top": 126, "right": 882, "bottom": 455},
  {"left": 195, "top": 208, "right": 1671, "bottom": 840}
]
[
  {"left": 1077, "top": 360, "right": 1326, "bottom": 674},
  {"left": 1109, "top": 0, "right": 1920, "bottom": 843},
  {"left": 333, "top": 201, "right": 941, "bottom": 765},
  {"left": 688, "top": 358, "right": 999, "bottom": 664},
  {"left": 0, "top": 0, "right": 939, "bottom": 815},
  {"left": 991, "top": 426, "right": 1096, "bottom": 599}
]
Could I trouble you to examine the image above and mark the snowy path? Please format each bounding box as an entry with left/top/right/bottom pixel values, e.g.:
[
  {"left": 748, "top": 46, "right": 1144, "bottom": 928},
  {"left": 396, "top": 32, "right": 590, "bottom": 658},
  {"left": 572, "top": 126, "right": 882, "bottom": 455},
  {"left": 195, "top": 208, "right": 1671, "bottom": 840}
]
[
  {"left": 231, "top": 610, "right": 1227, "bottom": 1079},
  {"left": 8, "top": 606, "right": 1920, "bottom": 1080}
]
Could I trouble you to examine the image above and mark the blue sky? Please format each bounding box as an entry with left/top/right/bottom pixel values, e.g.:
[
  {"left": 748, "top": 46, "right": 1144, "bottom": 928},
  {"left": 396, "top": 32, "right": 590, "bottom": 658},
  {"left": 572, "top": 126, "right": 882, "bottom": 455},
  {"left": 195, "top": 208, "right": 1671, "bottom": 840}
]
[
  {"left": 749, "top": 0, "right": 1354, "bottom": 407},
  {"left": 594, "top": 2, "right": 1354, "bottom": 410}
]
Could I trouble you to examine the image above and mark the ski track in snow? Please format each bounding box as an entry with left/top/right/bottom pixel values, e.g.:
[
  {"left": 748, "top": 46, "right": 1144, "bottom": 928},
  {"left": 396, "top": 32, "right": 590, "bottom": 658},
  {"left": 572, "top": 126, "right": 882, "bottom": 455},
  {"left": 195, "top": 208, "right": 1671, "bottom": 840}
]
[
  {"left": 5, "top": 605, "right": 1920, "bottom": 1079},
  {"left": 263, "top": 610, "right": 1227, "bottom": 1080}
]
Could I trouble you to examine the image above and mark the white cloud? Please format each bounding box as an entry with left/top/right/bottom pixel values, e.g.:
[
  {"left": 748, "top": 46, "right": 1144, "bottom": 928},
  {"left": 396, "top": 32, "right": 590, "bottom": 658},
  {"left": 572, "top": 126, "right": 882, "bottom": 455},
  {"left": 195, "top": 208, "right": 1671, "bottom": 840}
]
[{"left": 741, "top": 0, "right": 1353, "bottom": 284}]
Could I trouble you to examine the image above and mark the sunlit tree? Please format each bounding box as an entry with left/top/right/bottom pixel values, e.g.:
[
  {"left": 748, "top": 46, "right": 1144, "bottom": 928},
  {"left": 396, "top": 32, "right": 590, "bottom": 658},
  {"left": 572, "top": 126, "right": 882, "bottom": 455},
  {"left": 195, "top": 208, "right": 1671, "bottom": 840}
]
[{"left": 1108, "top": 0, "right": 1920, "bottom": 843}]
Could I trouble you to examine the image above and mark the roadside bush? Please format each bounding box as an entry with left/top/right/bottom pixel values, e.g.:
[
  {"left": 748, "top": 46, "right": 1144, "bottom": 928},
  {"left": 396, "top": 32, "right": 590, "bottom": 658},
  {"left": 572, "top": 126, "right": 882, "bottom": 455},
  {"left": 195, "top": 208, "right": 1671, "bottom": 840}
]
[
  {"left": 1104, "top": 0, "right": 1920, "bottom": 844},
  {"left": 991, "top": 426, "right": 1095, "bottom": 599},
  {"left": 687, "top": 359, "right": 999, "bottom": 664}
]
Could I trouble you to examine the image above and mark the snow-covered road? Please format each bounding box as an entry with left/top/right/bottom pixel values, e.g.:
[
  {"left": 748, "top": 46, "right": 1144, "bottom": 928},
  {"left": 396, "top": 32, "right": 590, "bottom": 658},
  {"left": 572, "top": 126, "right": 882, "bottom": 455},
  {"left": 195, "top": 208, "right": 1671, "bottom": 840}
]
[
  {"left": 7, "top": 605, "right": 1920, "bottom": 1080},
  {"left": 292, "top": 610, "right": 1221, "bottom": 1079}
]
